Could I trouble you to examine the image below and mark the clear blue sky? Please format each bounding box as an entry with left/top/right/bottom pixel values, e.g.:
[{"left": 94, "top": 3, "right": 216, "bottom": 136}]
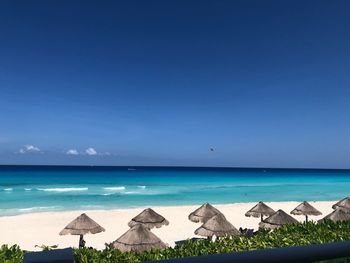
[{"left": 0, "top": 1, "right": 350, "bottom": 167}]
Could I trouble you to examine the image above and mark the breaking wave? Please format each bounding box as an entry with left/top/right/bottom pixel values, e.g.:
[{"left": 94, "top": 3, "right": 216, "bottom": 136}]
[
  {"left": 37, "top": 187, "right": 88, "bottom": 192},
  {"left": 103, "top": 186, "right": 125, "bottom": 191}
]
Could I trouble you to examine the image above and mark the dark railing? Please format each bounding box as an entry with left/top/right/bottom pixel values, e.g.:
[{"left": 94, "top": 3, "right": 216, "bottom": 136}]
[
  {"left": 24, "top": 248, "right": 74, "bottom": 263},
  {"left": 146, "top": 241, "right": 350, "bottom": 263}
]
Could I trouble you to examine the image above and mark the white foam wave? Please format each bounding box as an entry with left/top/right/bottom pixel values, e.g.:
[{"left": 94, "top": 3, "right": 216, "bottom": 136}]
[
  {"left": 103, "top": 186, "right": 125, "bottom": 191},
  {"left": 13, "top": 206, "right": 62, "bottom": 213},
  {"left": 122, "top": 191, "right": 161, "bottom": 195},
  {"left": 24, "top": 188, "right": 32, "bottom": 191},
  {"left": 37, "top": 187, "right": 88, "bottom": 192},
  {"left": 4, "top": 188, "right": 13, "bottom": 191},
  {"left": 81, "top": 205, "right": 104, "bottom": 208},
  {"left": 124, "top": 191, "right": 140, "bottom": 195},
  {"left": 137, "top": 185, "right": 146, "bottom": 189}
]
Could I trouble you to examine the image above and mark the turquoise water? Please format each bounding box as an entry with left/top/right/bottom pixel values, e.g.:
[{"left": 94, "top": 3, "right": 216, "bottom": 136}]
[{"left": 0, "top": 166, "right": 349, "bottom": 216}]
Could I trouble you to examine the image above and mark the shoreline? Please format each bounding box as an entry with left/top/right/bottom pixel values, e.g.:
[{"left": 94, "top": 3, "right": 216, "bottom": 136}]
[{"left": 0, "top": 201, "right": 337, "bottom": 251}]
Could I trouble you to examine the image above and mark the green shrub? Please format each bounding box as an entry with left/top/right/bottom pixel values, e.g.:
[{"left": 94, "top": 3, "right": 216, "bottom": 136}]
[
  {"left": 0, "top": 244, "right": 24, "bottom": 263},
  {"left": 2, "top": 220, "right": 350, "bottom": 263}
]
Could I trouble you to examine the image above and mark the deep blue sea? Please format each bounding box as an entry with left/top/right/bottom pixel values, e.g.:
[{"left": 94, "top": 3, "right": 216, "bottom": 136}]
[{"left": 0, "top": 166, "right": 349, "bottom": 216}]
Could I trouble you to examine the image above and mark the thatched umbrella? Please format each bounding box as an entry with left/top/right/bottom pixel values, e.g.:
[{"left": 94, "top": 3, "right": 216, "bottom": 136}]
[
  {"left": 245, "top": 201, "right": 275, "bottom": 222},
  {"left": 318, "top": 208, "right": 350, "bottom": 223},
  {"left": 332, "top": 197, "right": 350, "bottom": 210},
  {"left": 290, "top": 201, "right": 322, "bottom": 222},
  {"left": 259, "top": 209, "right": 298, "bottom": 229},
  {"left": 194, "top": 213, "right": 240, "bottom": 238},
  {"left": 59, "top": 213, "right": 105, "bottom": 248},
  {"left": 112, "top": 224, "right": 167, "bottom": 252},
  {"left": 189, "top": 203, "right": 222, "bottom": 223},
  {"left": 128, "top": 208, "right": 169, "bottom": 229}
]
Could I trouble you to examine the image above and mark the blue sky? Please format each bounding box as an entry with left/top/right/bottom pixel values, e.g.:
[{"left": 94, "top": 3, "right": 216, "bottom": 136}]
[{"left": 0, "top": 1, "right": 350, "bottom": 167}]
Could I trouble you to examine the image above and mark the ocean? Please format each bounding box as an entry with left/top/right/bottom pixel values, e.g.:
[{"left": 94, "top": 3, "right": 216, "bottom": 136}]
[{"left": 0, "top": 166, "right": 349, "bottom": 216}]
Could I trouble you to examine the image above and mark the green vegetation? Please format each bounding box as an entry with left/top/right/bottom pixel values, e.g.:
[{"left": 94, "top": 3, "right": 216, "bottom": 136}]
[
  {"left": 34, "top": 244, "right": 58, "bottom": 251},
  {"left": 318, "top": 258, "right": 350, "bottom": 263},
  {"left": 0, "top": 245, "right": 24, "bottom": 263},
  {"left": 2, "top": 220, "right": 350, "bottom": 263}
]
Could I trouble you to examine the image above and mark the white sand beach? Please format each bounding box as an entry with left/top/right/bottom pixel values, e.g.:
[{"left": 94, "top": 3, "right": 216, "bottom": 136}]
[{"left": 0, "top": 201, "right": 336, "bottom": 251}]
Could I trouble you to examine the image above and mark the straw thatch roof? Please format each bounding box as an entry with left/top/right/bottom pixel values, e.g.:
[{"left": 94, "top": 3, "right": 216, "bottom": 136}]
[
  {"left": 194, "top": 213, "right": 240, "bottom": 237},
  {"left": 112, "top": 224, "right": 167, "bottom": 252},
  {"left": 332, "top": 197, "right": 350, "bottom": 210},
  {"left": 245, "top": 202, "right": 275, "bottom": 218},
  {"left": 128, "top": 208, "right": 169, "bottom": 229},
  {"left": 59, "top": 213, "right": 105, "bottom": 235},
  {"left": 291, "top": 201, "right": 322, "bottom": 216},
  {"left": 318, "top": 208, "right": 350, "bottom": 223},
  {"left": 259, "top": 209, "right": 298, "bottom": 229},
  {"left": 189, "top": 203, "right": 222, "bottom": 223}
]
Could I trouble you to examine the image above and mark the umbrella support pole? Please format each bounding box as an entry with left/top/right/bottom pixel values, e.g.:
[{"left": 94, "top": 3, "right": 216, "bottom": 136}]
[
  {"left": 79, "top": 235, "right": 86, "bottom": 249},
  {"left": 305, "top": 215, "right": 308, "bottom": 223}
]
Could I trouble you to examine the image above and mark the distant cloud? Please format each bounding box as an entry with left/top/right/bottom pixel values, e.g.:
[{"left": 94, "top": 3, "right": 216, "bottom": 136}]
[
  {"left": 85, "top": 147, "right": 97, "bottom": 156},
  {"left": 19, "top": 145, "right": 41, "bottom": 154},
  {"left": 66, "top": 149, "right": 79, "bottom": 155}
]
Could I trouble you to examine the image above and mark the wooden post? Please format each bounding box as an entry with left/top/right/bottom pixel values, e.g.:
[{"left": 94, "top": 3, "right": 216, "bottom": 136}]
[{"left": 79, "top": 234, "right": 86, "bottom": 248}]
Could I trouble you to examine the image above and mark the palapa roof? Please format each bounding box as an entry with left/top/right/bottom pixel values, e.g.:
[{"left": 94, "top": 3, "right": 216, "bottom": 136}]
[
  {"left": 128, "top": 208, "right": 169, "bottom": 229},
  {"left": 259, "top": 209, "right": 298, "bottom": 229},
  {"left": 291, "top": 201, "right": 322, "bottom": 216},
  {"left": 59, "top": 213, "right": 105, "bottom": 235},
  {"left": 332, "top": 197, "right": 350, "bottom": 210},
  {"left": 112, "top": 224, "right": 167, "bottom": 252},
  {"left": 194, "top": 213, "right": 240, "bottom": 237},
  {"left": 318, "top": 208, "right": 350, "bottom": 223},
  {"left": 245, "top": 201, "right": 275, "bottom": 218},
  {"left": 188, "top": 203, "right": 222, "bottom": 223}
]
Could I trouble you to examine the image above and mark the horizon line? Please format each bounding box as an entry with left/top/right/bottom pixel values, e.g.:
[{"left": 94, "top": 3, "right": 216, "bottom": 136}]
[{"left": 0, "top": 164, "right": 349, "bottom": 171}]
